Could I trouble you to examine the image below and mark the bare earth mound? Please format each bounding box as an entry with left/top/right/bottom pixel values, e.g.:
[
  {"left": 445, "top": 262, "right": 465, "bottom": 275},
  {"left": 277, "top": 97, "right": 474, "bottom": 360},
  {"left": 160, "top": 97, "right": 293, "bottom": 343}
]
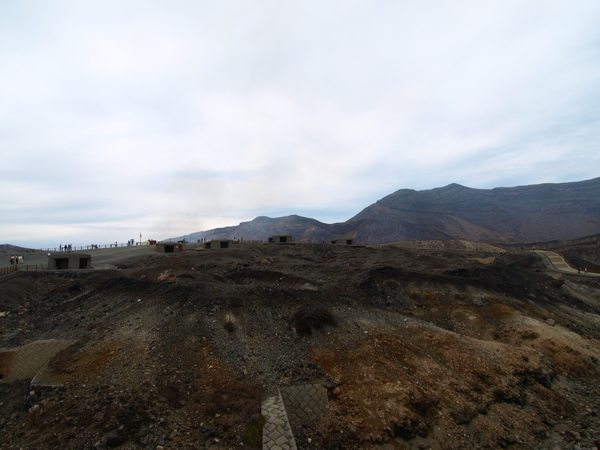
[{"left": 1, "top": 242, "right": 600, "bottom": 449}]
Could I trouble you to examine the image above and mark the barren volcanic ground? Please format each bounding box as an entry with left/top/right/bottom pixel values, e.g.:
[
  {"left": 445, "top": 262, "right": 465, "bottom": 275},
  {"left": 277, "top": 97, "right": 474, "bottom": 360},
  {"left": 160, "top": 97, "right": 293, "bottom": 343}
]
[{"left": 1, "top": 242, "right": 600, "bottom": 449}]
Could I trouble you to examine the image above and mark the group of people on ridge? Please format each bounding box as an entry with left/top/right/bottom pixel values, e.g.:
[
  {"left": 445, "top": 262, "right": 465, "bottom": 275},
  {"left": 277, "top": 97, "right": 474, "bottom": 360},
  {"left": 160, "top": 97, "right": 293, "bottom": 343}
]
[{"left": 9, "top": 255, "right": 24, "bottom": 265}]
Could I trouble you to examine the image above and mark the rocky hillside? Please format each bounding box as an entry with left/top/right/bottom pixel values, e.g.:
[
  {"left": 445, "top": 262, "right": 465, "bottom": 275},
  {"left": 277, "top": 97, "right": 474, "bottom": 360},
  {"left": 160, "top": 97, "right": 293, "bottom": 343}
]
[
  {"left": 174, "top": 178, "right": 600, "bottom": 244},
  {"left": 184, "top": 215, "right": 340, "bottom": 244},
  {"left": 1, "top": 241, "right": 600, "bottom": 448},
  {"left": 349, "top": 178, "right": 600, "bottom": 243},
  {"left": 0, "top": 244, "right": 30, "bottom": 252}
]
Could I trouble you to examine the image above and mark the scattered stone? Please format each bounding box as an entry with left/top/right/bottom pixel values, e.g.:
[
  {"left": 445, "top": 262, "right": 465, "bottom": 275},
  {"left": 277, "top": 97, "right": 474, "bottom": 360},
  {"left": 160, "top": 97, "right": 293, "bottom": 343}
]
[
  {"left": 3, "top": 241, "right": 600, "bottom": 449},
  {"left": 157, "top": 270, "right": 176, "bottom": 282},
  {"left": 564, "top": 429, "right": 581, "bottom": 441},
  {"left": 28, "top": 404, "right": 40, "bottom": 413},
  {"left": 105, "top": 429, "right": 123, "bottom": 447}
]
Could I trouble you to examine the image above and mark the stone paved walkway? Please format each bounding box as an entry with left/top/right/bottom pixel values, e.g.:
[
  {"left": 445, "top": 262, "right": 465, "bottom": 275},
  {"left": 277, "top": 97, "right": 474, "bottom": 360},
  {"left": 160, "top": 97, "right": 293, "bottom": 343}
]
[
  {"left": 262, "top": 390, "right": 297, "bottom": 450},
  {"left": 280, "top": 384, "right": 328, "bottom": 426}
]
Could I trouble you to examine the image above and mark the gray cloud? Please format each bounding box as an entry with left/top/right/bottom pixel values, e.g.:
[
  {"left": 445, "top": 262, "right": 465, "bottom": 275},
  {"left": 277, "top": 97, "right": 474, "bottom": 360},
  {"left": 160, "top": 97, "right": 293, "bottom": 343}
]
[{"left": 1, "top": 1, "right": 599, "bottom": 247}]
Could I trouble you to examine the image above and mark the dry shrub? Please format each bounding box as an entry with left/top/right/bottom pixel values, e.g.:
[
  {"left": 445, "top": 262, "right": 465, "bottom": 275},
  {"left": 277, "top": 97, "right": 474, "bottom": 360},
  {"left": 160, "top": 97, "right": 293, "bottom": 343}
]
[{"left": 292, "top": 304, "right": 337, "bottom": 336}]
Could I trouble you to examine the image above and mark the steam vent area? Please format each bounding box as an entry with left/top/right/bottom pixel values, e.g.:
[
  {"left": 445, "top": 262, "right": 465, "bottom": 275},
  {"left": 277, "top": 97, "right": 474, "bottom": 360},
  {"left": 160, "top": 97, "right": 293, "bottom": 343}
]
[{"left": 1, "top": 239, "right": 600, "bottom": 449}]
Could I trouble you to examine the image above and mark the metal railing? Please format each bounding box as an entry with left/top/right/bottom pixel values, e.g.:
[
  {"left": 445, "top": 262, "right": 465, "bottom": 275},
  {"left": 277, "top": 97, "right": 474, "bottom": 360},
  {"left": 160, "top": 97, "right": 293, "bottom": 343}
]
[
  {"left": 1, "top": 241, "right": 154, "bottom": 254},
  {"left": 19, "top": 264, "right": 45, "bottom": 272},
  {"left": 0, "top": 265, "right": 18, "bottom": 276},
  {"left": 0, "top": 264, "right": 45, "bottom": 277}
]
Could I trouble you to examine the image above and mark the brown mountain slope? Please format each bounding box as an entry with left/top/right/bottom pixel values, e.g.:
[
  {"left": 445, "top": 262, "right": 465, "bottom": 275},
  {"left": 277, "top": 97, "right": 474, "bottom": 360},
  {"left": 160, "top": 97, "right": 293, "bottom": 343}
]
[
  {"left": 347, "top": 178, "right": 600, "bottom": 243},
  {"left": 175, "top": 178, "right": 600, "bottom": 245}
]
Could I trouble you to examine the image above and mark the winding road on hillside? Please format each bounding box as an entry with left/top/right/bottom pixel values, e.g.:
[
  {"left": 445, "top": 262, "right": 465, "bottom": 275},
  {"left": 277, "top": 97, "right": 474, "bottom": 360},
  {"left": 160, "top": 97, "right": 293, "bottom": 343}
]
[{"left": 534, "top": 250, "right": 600, "bottom": 277}]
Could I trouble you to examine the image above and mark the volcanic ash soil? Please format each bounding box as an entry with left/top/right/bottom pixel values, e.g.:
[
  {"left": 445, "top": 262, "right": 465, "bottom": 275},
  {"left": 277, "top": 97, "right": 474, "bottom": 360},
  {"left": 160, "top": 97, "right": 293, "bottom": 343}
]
[{"left": 1, "top": 243, "right": 600, "bottom": 449}]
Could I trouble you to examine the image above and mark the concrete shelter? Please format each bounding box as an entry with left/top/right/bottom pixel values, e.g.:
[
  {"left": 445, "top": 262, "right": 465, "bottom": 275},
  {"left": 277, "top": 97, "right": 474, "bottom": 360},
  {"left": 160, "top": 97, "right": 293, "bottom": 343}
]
[
  {"left": 204, "top": 239, "right": 234, "bottom": 249},
  {"left": 47, "top": 253, "right": 92, "bottom": 270},
  {"left": 332, "top": 238, "right": 354, "bottom": 245},
  {"left": 156, "top": 242, "right": 186, "bottom": 253},
  {"left": 268, "top": 234, "right": 293, "bottom": 244}
]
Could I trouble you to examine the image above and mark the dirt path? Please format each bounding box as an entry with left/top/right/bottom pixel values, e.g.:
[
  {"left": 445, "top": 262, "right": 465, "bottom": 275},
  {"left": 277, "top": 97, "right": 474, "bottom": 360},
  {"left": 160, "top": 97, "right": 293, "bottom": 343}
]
[{"left": 534, "top": 250, "right": 600, "bottom": 277}]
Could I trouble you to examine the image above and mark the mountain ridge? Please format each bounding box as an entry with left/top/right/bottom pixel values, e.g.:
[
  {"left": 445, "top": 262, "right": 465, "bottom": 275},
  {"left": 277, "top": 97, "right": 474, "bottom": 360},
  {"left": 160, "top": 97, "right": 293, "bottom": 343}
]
[{"left": 171, "top": 177, "right": 600, "bottom": 244}]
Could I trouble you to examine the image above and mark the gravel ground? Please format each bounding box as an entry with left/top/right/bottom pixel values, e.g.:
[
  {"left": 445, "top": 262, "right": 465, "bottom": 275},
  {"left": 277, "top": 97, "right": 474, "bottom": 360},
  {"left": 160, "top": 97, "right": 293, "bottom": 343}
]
[{"left": 1, "top": 242, "right": 600, "bottom": 449}]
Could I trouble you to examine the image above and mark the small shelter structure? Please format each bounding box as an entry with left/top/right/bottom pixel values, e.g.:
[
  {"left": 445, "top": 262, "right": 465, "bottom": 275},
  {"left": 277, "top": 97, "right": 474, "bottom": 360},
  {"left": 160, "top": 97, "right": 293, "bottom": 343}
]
[
  {"left": 268, "top": 234, "right": 293, "bottom": 244},
  {"left": 47, "top": 253, "right": 92, "bottom": 270},
  {"left": 331, "top": 238, "right": 354, "bottom": 245},
  {"left": 156, "top": 242, "right": 186, "bottom": 253},
  {"left": 204, "top": 239, "right": 234, "bottom": 249}
]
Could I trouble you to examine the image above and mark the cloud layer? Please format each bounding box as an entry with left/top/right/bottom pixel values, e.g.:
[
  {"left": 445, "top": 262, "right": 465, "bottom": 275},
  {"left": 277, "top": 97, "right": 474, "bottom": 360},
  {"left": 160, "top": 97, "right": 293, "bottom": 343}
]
[{"left": 2, "top": 1, "right": 599, "bottom": 247}]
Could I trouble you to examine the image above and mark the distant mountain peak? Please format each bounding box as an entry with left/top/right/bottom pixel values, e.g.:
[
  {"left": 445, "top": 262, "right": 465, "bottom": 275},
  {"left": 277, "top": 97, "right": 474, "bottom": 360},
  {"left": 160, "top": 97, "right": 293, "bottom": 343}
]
[
  {"left": 440, "top": 183, "right": 469, "bottom": 189},
  {"left": 171, "top": 178, "right": 600, "bottom": 245}
]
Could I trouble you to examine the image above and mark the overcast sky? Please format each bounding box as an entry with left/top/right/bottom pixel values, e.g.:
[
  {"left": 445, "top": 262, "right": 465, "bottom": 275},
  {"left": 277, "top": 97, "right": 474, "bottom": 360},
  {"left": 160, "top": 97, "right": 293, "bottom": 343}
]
[{"left": 2, "top": 1, "right": 599, "bottom": 248}]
